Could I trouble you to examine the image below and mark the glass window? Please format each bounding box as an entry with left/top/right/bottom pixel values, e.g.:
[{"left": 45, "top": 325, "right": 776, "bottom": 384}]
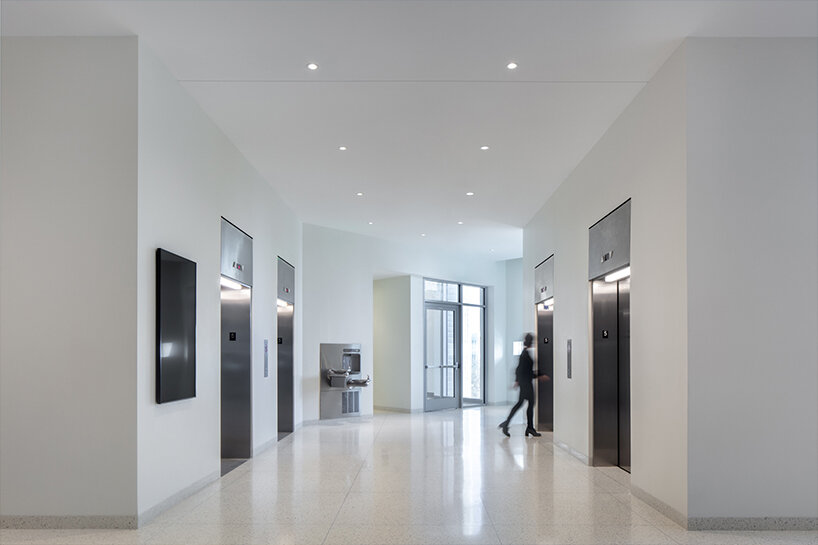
[
  {"left": 462, "top": 285, "right": 483, "bottom": 305},
  {"left": 462, "top": 305, "right": 484, "bottom": 400},
  {"left": 424, "top": 280, "right": 443, "bottom": 301},
  {"left": 424, "top": 280, "right": 459, "bottom": 302},
  {"left": 445, "top": 283, "right": 459, "bottom": 302}
]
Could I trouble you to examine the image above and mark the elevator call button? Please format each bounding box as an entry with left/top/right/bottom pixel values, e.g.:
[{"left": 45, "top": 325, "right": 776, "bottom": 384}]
[{"left": 229, "top": 332, "right": 237, "bottom": 341}]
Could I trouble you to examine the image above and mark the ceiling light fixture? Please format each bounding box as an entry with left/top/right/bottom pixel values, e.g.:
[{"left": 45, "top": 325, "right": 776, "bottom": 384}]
[
  {"left": 356, "top": 192, "right": 364, "bottom": 197},
  {"left": 466, "top": 192, "right": 474, "bottom": 196},
  {"left": 307, "top": 63, "right": 319, "bottom": 70},
  {"left": 480, "top": 146, "right": 489, "bottom": 151},
  {"left": 339, "top": 146, "right": 347, "bottom": 151},
  {"left": 421, "top": 233, "right": 426, "bottom": 237},
  {"left": 507, "top": 62, "right": 518, "bottom": 70},
  {"left": 457, "top": 221, "right": 464, "bottom": 225},
  {"left": 368, "top": 221, "right": 373, "bottom": 225}
]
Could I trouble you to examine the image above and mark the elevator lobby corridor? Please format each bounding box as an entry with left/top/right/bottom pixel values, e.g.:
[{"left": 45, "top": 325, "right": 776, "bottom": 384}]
[{"left": 2, "top": 406, "right": 815, "bottom": 545}]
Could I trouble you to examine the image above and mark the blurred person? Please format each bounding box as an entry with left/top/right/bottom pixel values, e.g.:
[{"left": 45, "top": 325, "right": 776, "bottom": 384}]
[{"left": 499, "top": 332, "right": 549, "bottom": 437}]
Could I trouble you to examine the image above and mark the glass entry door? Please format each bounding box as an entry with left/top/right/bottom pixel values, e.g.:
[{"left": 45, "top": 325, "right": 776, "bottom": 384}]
[{"left": 424, "top": 304, "right": 460, "bottom": 411}]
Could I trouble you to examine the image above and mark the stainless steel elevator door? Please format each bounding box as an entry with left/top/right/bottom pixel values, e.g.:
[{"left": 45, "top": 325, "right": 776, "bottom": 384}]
[
  {"left": 537, "top": 304, "right": 554, "bottom": 431},
  {"left": 592, "top": 278, "right": 631, "bottom": 472},
  {"left": 221, "top": 284, "right": 252, "bottom": 459},
  {"left": 592, "top": 280, "right": 619, "bottom": 467},
  {"left": 277, "top": 259, "right": 295, "bottom": 437}
]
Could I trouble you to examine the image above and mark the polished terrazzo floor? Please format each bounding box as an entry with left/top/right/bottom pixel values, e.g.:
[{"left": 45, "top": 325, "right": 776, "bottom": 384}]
[{"left": 2, "top": 405, "right": 816, "bottom": 545}]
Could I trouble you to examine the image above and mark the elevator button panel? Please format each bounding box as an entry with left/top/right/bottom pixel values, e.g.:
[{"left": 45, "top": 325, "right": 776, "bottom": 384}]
[{"left": 567, "top": 339, "right": 572, "bottom": 379}]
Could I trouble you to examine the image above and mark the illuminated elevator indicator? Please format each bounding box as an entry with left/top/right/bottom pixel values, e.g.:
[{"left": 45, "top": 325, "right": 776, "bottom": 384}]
[
  {"left": 229, "top": 332, "right": 237, "bottom": 341},
  {"left": 602, "top": 330, "right": 609, "bottom": 338}
]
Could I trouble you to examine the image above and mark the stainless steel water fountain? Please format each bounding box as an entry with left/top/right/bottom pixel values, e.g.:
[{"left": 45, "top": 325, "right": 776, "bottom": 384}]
[{"left": 319, "top": 343, "right": 371, "bottom": 419}]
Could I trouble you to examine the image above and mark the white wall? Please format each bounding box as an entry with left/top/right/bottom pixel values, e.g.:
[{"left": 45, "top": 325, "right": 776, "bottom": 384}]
[
  {"left": 373, "top": 276, "right": 412, "bottom": 411},
  {"left": 523, "top": 44, "right": 689, "bottom": 516},
  {"left": 686, "top": 38, "right": 818, "bottom": 520},
  {"left": 0, "top": 37, "right": 139, "bottom": 522},
  {"left": 409, "top": 275, "right": 425, "bottom": 411},
  {"left": 503, "top": 259, "right": 523, "bottom": 404},
  {"left": 136, "top": 43, "right": 302, "bottom": 517},
  {"left": 302, "top": 224, "right": 510, "bottom": 422}
]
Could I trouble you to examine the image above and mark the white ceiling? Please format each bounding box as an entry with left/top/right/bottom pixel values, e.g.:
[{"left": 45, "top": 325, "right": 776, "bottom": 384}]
[{"left": 4, "top": 1, "right": 816, "bottom": 261}]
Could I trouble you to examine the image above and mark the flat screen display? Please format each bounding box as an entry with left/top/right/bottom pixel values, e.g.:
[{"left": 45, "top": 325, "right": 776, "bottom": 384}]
[{"left": 156, "top": 248, "right": 197, "bottom": 403}]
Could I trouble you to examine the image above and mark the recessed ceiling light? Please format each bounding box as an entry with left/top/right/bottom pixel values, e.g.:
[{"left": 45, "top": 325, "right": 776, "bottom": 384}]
[
  {"left": 480, "top": 146, "right": 489, "bottom": 151},
  {"left": 307, "top": 62, "right": 319, "bottom": 70},
  {"left": 356, "top": 192, "right": 364, "bottom": 197},
  {"left": 421, "top": 233, "right": 426, "bottom": 237},
  {"left": 466, "top": 192, "right": 475, "bottom": 196},
  {"left": 339, "top": 146, "right": 347, "bottom": 151},
  {"left": 507, "top": 62, "right": 518, "bottom": 70},
  {"left": 457, "top": 221, "right": 464, "bottom": 225},
  {"left": 490, "top": 249, "right": 495, "bottom": 252},
  {"left": 368, "top": 221, "right": 374, "bottom": 225}
]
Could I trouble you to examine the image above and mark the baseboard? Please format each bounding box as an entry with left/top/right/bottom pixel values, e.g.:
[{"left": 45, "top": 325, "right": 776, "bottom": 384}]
[
  {"left": 253, "top": 436, "right": 277, "bottom": 456},
  {"left": 137, "top": 470, "right": 219, "bottom": 527},
  {"left": 631, "top": 484, "right": 687, "bottom": 528},
  {"left": 687, "top": 517, "right": 818, "bottom": 531},
  {"left": 553, "top": 438, "right": 590, "bottom": 465},
  {"left": 374, "top": 405, "right": 423, "bottom": 413},
  {"left": 1, "top": 515, "right": 137, "bottom": 530}
]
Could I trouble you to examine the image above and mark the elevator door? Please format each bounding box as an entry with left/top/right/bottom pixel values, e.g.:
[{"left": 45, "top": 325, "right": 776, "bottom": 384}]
[
  {"left": 592, "top": 277, "right": 630, "bottom": 472},
  {"left": 221, "top": 284, "right": 252, "bottom": 459},
  {"left": 277, "top": 259, "right": 295, "bottom": 439},
  {"left": 536, "top": 303, "right": 554, "bottom": 431}
]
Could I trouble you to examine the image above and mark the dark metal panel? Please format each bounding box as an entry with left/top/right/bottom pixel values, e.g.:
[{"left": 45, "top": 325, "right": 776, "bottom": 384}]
[
  {"left": 617, "top": 278, "right": 631, "bottom": 472},
  {"left": 277, "top": 306, "right": 294, "bottom": 434},
  {"left": 277, "top": 257, "right": 295, "bottom": 304},
  {"left": 221, "top": 286, "right": 252, "bottom": 458},
  {"left": 536, "top": 305, "right": 554, "bottom": 431},
  {"left": 221, "top": 218, "right": 253, "bottom": 286},
  {"left": 592, "top": 280, "right": 618, "bottom": 466},
  {"left": 588, "top": 200, "right": 631, "bottom": 280},
  {"left": 534, "top": 254, "right": 555, "bottom": 303}
]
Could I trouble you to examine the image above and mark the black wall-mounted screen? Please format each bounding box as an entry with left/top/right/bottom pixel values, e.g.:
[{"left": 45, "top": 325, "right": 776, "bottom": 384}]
[{"left": 156, "top": 248, "right": 197, "bottom": 403}]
